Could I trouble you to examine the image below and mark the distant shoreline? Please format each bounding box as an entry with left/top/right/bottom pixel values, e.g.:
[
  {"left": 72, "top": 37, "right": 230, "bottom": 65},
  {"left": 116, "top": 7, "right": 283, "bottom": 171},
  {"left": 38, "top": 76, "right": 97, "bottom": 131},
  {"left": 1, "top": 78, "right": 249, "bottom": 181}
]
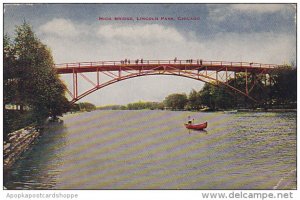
[
  {"left": 236, "top": 108, "right": 297, "bottom": 113},
  {"left": 69, "top": 108, "right": 297, "bottom": 113}
]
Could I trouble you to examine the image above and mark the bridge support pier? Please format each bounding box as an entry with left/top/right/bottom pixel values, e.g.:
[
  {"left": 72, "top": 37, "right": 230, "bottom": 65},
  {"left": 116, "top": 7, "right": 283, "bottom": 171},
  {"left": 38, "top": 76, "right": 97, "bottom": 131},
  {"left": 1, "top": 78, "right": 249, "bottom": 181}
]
[
  {"left": 72, "top": 69, "right": 78, "bottom": 100},
  {"left": 118, "top": 69, "right": 121, "bottom": 81},
  {"left": 245, "top": 68, "right": 248, "bottom": 95},
  {"left": 97, "top": 68, "right": 100, "bottom": 86}
]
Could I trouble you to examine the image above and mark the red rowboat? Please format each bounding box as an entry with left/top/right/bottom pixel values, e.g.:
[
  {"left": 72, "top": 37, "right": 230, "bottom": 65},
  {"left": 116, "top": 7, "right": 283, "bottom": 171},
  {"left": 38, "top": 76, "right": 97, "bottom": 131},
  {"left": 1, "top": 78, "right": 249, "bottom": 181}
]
[{"left": 184, "top": 122, "right": 208, "bottom": 130}]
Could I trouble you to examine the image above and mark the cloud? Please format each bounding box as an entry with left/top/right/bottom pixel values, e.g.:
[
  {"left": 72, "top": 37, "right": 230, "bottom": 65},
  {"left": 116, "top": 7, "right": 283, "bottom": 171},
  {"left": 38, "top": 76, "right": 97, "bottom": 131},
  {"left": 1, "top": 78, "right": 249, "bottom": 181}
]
[
  {"left": 208, "top": 5, "right": 233, "bottom": 23},
  {"left": 230, "top": 4, "right": 284, "bottom": 13},
  {"left": 38, "top": 18, "right": 296, "bottom": 66},
  {"left": 37, "top": 18, "right": 295, "bottom": 105},
  {"left": 39, "top": 20, "right": 295, "bottom": 64},
  {"left": 198, "top": 32, "right": 295, "bottom": 64},
  {"left": 208, "top": 4, "right": 292, "bottom": 23},
  {"left": 38, "top": 18, "right": 79, "bottom": 37},
  {"left": 97, "top": 24, "right": 185, "bottom": 43}
]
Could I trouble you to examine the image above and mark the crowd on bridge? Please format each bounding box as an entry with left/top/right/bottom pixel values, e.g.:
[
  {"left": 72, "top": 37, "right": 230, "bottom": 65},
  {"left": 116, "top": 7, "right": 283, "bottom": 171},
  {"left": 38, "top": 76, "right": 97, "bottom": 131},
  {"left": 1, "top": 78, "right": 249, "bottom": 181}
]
[
  {"left": 119, "top": 58, "right": 203, "bottom": 65},
  {"left": 120, "top": 59, "right": 145, "bottom": 64},
  {"left": 174, "top": 58, "right": 203, "bottom": 65}
]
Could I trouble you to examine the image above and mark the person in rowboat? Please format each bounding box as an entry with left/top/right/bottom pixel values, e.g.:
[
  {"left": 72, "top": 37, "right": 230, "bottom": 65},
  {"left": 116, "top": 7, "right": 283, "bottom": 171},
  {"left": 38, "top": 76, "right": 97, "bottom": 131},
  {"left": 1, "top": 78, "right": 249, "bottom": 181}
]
[{"left": 187, "top": 116, "right": 192, "bottom": 124}]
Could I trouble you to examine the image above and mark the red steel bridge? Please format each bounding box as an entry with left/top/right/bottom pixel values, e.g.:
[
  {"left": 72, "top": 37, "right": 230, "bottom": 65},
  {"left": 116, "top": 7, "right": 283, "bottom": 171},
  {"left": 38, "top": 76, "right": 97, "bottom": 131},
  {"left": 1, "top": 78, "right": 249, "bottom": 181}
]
[{"left": 55, "top": 59, "right": 283, "bottom": 104}]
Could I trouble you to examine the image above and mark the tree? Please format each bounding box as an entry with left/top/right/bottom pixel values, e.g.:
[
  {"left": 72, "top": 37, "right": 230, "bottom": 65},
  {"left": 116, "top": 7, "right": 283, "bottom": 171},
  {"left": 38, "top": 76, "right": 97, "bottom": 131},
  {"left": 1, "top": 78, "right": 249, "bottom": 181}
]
[
  {"left": 3, "top": 34, "right": 18, "bottom": 107},
  {"left": 78, "top": 102, "right": 96, "bottom": 111},
  {"left": 4, "top": 22, "right": 70, "bottom": 125},
  {"left": 198, "top": 84, "right": 215, "bottom": 109},
  {"left": 197, "top": 83, "right": 235, "bottom": 110},
  {"left": 164, "top": 93, "right": 188, "bottom": 110},
  {"left": 213, "top": 85, "right": 235, "bottom": 109},
  {"left": 231, "top": 73, "right": 269, "bottom": 107},
  {"left": 270, "top": 65, "right": 297, "bottom": 105},
  {"left": 126, "top": 101, "right": 164, "bottom": 110},
  {"left": 187, "top": 89, "right": 201, "bottom": 110}
]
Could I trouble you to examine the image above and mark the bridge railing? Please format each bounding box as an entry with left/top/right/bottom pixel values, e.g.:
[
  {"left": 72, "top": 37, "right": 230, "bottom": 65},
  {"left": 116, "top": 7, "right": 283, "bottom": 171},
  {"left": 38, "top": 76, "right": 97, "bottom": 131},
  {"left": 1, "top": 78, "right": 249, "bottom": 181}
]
[{"left": 54, "top": 59, "right": 281, "bottom": 69}]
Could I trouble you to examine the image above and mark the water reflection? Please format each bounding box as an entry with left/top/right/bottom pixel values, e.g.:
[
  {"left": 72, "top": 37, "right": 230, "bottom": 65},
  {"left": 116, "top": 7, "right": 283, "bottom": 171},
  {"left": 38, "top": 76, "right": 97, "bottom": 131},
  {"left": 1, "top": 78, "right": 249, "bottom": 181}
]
[
  {"left": 187, "top": 129, "right": 208, "bottom": 134},
  {"left": 4, "top": 122, "right": 68, "bottom": 189}
]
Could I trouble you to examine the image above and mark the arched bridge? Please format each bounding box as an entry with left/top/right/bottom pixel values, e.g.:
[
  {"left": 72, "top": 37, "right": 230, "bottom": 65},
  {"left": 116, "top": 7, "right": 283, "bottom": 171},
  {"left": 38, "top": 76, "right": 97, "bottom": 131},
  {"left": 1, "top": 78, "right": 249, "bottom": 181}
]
[{"left": 55, "top": 59, "right": 282, "bottom": 104}]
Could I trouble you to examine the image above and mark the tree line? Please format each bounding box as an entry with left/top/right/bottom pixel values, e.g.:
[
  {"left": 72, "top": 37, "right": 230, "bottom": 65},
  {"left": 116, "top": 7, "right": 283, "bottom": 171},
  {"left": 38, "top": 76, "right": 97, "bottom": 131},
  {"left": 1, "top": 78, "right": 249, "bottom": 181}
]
[
  {"left": 4, "top": 22, "right": 70, "bottom": 137},
  {"left": 165, "top": 65, "right": 296, "bottom": 111},
  {"left": 96, "top": 66, "right": 296, "bottom": 111},
  {"left": 97, "top": 101, "right": 164, "bottom": 110}
]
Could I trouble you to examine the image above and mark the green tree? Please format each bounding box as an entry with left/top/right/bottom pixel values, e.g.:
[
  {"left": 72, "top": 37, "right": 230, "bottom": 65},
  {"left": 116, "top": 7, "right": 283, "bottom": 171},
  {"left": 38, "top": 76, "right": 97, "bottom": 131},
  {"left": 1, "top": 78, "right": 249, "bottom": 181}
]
[
  {"left": 78, "top": 102, "right": 96, "bottom": 111},
  {"left": 187, "top": 89, "right": 201, "bottom": 110},
  {"left": 197, "top": 83, "right": 235, "bottom": 110},
  {"left": 198, "top": 84, "right": 215, "bottom": 109},
  {"left": 4, "top": 22, "right": 70, "bottom": 126},
  {"left": 126, "top": 101, "right": 164, "bottom": 110},
  {"left": 3, "top": 34, "right": 18, "bottom": 107},
  {"left": 235, "top": 73, "right": 268, "bottom": 107},
  {"left": 213, "top": 85, "right": 235, "bottom": 109},
  {"left": 270, "top": 65, "right": 297, "bottom": 105},
  {"left": 164, "top": 93, "right": 188, "bottom": 110}
]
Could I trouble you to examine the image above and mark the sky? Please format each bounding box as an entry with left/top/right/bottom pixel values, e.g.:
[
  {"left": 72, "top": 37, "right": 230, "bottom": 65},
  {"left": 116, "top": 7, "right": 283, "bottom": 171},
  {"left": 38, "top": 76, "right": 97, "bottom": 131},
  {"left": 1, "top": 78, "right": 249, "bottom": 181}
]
[{"left": 3, "top": 3, "right": 296, "bottom": 106}]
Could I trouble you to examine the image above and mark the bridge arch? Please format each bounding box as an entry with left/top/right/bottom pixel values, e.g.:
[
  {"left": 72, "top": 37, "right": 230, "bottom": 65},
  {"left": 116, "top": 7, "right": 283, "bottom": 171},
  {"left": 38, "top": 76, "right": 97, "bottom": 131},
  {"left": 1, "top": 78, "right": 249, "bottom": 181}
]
[
  {"left": 55, "top": 59, "right": 278, "bottom": 104},
  {"left": 67, "top": 70, "right": 255, "bottom": 104}
]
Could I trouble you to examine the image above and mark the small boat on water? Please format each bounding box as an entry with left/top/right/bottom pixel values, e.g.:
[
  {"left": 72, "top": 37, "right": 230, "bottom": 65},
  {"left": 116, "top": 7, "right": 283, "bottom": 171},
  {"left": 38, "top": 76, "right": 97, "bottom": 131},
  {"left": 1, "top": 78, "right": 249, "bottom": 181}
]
[{"left": 184, "top": 122, "right": 208, "bottom": 130}]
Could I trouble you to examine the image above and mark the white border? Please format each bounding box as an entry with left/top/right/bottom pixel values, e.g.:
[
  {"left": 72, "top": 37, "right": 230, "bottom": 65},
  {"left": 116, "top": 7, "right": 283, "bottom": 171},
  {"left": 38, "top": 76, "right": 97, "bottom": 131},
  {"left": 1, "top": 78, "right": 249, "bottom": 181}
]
[{"left": 0, "top": 1, "right": 298, "bottom": 200}]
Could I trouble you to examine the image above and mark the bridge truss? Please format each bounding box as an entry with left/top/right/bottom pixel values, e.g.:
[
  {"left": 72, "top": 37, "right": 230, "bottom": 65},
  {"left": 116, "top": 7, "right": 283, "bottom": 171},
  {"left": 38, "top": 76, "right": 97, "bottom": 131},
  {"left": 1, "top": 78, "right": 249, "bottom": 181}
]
[{"left": 55, "top": 59, "right": 281, "bottom": 104}]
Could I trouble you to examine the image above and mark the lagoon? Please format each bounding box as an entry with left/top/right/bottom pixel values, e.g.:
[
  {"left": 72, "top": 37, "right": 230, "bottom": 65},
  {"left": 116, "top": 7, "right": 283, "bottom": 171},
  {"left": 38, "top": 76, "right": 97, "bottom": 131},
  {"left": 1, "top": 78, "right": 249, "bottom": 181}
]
[{"left": 4, "top": 110, "right": 296, "bottom": 189}]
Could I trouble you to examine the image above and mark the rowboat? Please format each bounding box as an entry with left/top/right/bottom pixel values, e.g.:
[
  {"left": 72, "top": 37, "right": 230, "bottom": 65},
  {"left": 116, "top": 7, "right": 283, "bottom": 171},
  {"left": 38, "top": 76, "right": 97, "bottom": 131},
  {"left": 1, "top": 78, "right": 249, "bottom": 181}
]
[{"left": 184, "top": 122, "right": 208, "bottom": 130}]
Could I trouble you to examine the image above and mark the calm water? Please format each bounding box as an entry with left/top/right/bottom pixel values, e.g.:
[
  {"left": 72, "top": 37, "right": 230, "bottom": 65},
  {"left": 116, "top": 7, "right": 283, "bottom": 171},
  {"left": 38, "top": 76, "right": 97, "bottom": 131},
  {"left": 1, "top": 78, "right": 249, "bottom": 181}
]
[{"left": 4, "top": 110, "right": 296, "bottom": 189}]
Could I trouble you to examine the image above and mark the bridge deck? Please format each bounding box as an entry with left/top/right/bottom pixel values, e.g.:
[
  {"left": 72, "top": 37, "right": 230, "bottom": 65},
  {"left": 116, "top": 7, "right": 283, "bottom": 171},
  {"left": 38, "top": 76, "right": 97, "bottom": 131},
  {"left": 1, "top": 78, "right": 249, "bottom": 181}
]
[{"left": 55, "top": 60, "right": 281, "bottom": 74}]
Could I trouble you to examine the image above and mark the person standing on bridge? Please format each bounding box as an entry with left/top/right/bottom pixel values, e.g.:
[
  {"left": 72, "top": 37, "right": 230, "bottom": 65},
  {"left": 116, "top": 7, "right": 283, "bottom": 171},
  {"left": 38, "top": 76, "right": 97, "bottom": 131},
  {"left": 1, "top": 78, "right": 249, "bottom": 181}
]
[
  {"left": 174, "top": 57, "right": 177, "bottom": 63},
  {"left": 141, "top": 58, "right": 143, "bottom": 64}
]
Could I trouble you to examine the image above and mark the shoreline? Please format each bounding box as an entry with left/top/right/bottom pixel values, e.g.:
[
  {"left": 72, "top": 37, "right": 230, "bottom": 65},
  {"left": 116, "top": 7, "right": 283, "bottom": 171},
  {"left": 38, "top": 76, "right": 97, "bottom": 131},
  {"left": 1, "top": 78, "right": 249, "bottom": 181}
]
[
  {"left": 236, "top": 108, "right": 297, "bottom": 112},
  {"left": 88, "top": 108, "right": 297, "bottom": 113},
  {"left": 3, "top": 119, "right": 64, "bottom": 170},
  {"left": 4, "top": 126, "right": 41, "bottom": 170}
]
